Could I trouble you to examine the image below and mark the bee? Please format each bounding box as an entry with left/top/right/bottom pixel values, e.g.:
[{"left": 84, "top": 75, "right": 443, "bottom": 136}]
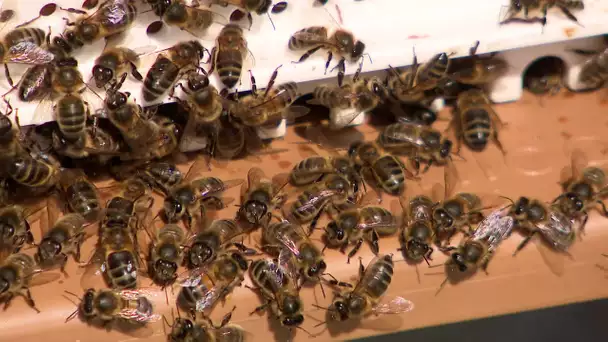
[
  {"left": 92, "top": 46, "right": 154, "bottom": 88},
  {"left": 164, "top": 163, "right": 243, "bottom": 227},
  {"left": 0, "top": 26, "right": 55, "bottom": 87},
  {"left": 451, "top": 89, "right": 506, "bottom": 154},
  {"left": 290, "top": 26, "right": 365, "bottom": 82},
  {"left": 64, "top": 288, "right": 160, "bottom": 329},
  {"left": 16, "top": 64, "right": 53, "bottom": 102},
  {"left": 347, "top": 141, "right": 413, "bottom": 196},
  {"left": 143, "top": 40, "right": 206, "bottom": 102},
  {"left": 147, "top": 223, "right": 187, "bottom": 287},
  {"left": 237, "top": 167, "right": 287, "bottom": 230},
  {"left": 399, "top": 194, "right": 435, "bottom": 267},
  {"left": 0, "top": 204, "right": 45, "bottom": 253},
  {"left": 0, "top": 252, "right": 59, "bottom": 312},
  {"left": 81, "top": 196, "right": 142, "bottom": 289},
  {"left": 149, "top": 0, "right": 226, "bottom": 37},
  {"left": 186, "top": 218, "right": 255, "bottom": 269},
  {"left": 8, "top": 154, "right": 61, "bottom": 189},
  {"left": 58, "top": 168, "right": 102, "bottom": 223},
  {"left": 553, "top": 150, "right": 608, "bottom": 231},
  {"left": 172, "top": 71, "right": 223, "bottom": 125},
  {"left": 166, "top": 307, "right": 249, "bottom": 342},
  {"left": 447, "top": 41, "right": 508, "bottom": 86},
  {"left": 437, "top": 210, "right": 515, "bottom": 293},
  {"left": 230, "top": 66, "right": 310, "bottom": 128},
  {"left": 249, "top": 258, "right": 307, "bottom": 332},
  {"left": 146, "top": 0, "right": 172, "bottom": 17},
  {"left": 576, "top": 48, "right": 608, "bottom": 89},
  {"left": 126, "top": 161, "right": 183, "bottom": 195},
  {"left": 35, "top": 210, "right": 89, "bottom": 274},
  {"left": 499, "top": 0, "right": 584, "bottom": 27},
  {"left": 506, "top": 197, "right": 576, "bottom": 255},
  {"left": 177, "top": 251, "right": 249, "bottom": 315},
  {"left": 523, "top": 57, "right": 563, "bottom": 95},
  {"left": 322, "top": 255, "right": 414, "bottom": 322},
  {"left": 210, "top": 0, "right": 271, "bottom": 28},
  {"left": 210, "top": 24, "right": 248, "bottom": 89},
  {"left": 261, "top": 219, "right": 327, "bottom": 285},
  {"left": 52, "top": 120, "right": 122, "bottom": 161},
  {"left": 57, "top": 0, "right": 139, "bottom": 53},
  {"left": 0, "top": 100, "right": 27, "bottom": 176},
  {"left": 309, "top": 62, "right": 385, "bottom": 129},
  {"left": 323, "top": 202, "right": 398, "bottom": 263},
  {"left": 376, "top": 122, "right": 453, "bottom": 174},
  {"left": 285, "top": 173, "right": 355, "bottom": 233}
]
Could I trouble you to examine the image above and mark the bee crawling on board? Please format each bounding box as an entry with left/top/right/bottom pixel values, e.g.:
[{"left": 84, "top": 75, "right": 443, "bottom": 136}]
[
  {"left": 0, "top": 252, "right": 60, "bottom": 312},
  {"left": 64, "top": 288, "right": 160, "bottom": 337},
  {"left": 499, "top": 0, "right": 584, "bottom": 27},
  {"left": 166, "top": 305, "right": 252, "bottom": 342},
  {"left": 573, "top": 48, "right": 608, "bottom": 90},
  {"left": 435, "top": 208, "right": 515, "bottom": 294},
  {"left": 237, "top": 167, "right": 289, "bottom": 230},
  {"left": 92, "top": 45, "right": 156, "bottom": 89},
  {"left": 146, "top": 0, "right": 227, "bottom": 36},
  {"left": 313, "top": 255, "right": 414, "bottom": 329}
]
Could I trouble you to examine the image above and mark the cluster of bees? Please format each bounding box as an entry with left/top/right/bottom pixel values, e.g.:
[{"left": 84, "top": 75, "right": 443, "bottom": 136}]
[{"left": 0, "top": 0, "right": 603, "bottom": 340}]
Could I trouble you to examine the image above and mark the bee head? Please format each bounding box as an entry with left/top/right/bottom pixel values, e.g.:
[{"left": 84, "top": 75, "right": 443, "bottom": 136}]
[
  {"left": 164, "top": 2, "right": 187, "bottom": 23},
  {"left": 92, "top": 65, "right": 113, "bottom": 88},
  {"left": 510, "top": 0, "right": 523, "bottom": 11},
  {"left": 0, "top": 219, "right": 14, "bottom": 239},
  {"left": 170, "top": 318, "right": 194, "bottom": 339},
  {"left": 154, "top": 259, "right": 178, "bottom": 284},
  {"left": 105, "top": 91, "right": 129, "bottom": 112},
  {"left": 0, "top": 115, "right": 12, "bottom": 137},
  {"left": 306, "top": 260, "right": 326, "bottom": 279},
  {"left": 188, "top": 242, "right": 214, "bottom": 268},
  {"left": 81, "top": 289, "right": 96, "bottom": 317},
  {"left": 78, "top": 23, "right": 100, "bottom": 42},
  {"left": 439, "top": 139, "right": 452, "bottom": 159},
  {"left": 188, "top": 73, "right": 210, "bottom": 91},
  {"left": 351, "top": 41, "right": 366, "bottom": 61},
  {"left": 565, "top": 192, "right": 584, "bottom": 213},
  {"left": 433, "top": 208, "right": 453, "bottom": 228},
  {"left": 255, "top": 0, "right": 272, "bottom": 14},
  {"left": 325, "top": 221, "right": 347, "bottom": 244},
  {"left": 242, "top": 200, "right": 268, "bottom": 225},
  {"left": 451, "top": 252, "right": 468, "bottom": 272},
  {"left": 0, "top": 266, "right": 16, "bottom": 293},
  {"left": 282, "top": 313, "right": 304, "bottom": 327},
  {"left": 330, "top": 300, "right": 350, "bottom": 321},
  {"left": 347, "top": 141, "right": 362, "bottom": 158},
  {"left": 36, "top": 239, "right": 62, "bottom": 265},
  {"left": 163, "top": 196, "right": 184, "bottom": 222}
]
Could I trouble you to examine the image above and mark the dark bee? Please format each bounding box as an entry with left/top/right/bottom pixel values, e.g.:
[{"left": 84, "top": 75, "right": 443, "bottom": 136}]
[
  {"left": 237, "top": 167, "right": 287, "bottom": 230},
  {"left": 166, "top": 307, "right": 249, "bottom": 342},
  {"left": 447, "top": 41, "right": 508, "bottom": 86},
  {"left": 323, "top": 255, "right": 414, "bottom": 322},
  {"left": 148, "top": 223, "right": 186, "bottom": 287},
  {"left": 210, "top": 24, "right": 248, "bottom": 89},
  {"left": 0, "top": 205, "right": 43, "bottom": 253},
  {"left": 499, "top": 0, "right": 584, "bottom": 27},
  {"left": 35, "top": 212, "right": 89, "bottom": 275},
  {"left": 92, "top": 46, "right": 151, "bottom": 88},
  {"left": 58, "top": 169, "right": 102, "bottom": 223},
  {"left": 399, "top": 195, "right": 435, "bottom": 265},
  {"left": 143, "top": 40, "right": 206, "bottom": 102},
  {"left": 151, "top": 0, "right": 226, "bottom": 36},
  {"left": 576, "top": 48, "right": 608, "bottom": 89},
  {"left": 8, "top": 155, "right": 60, "bottom": 189}
]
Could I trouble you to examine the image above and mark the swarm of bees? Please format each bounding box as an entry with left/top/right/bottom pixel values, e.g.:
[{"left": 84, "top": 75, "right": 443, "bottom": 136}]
[{"left": 0, "top": 0, "right": 603, "bottom": 341}]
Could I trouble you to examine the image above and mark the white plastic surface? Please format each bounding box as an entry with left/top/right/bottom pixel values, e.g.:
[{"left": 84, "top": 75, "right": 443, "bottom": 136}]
[
  {"left": 1, "top": 0, "right": 607, "bottom": 127},
  {"left": 256, "top": 118, "right": 286, "bottom": 139},
  {"left": 328, "top": 106, "right": 365, "bottom": 129}
]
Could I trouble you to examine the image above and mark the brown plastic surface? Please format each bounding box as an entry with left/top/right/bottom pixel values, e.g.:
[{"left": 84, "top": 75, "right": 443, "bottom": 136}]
[{"left": 3, "top": 91, "right": 608, "bottom": 342}]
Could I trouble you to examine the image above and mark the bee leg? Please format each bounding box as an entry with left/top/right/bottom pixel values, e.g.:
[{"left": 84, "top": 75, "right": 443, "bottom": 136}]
[
  {"left": 249, "top": 69, "right": 258, "bottom": 96},
  {"left": 347, "top": 238, "right": 363, "bottom": 264},
  {"left": 422, "top": 160, "right": 433, "bottom": 173},
  {"left": 324, "top": 51, "right": 333, "bottom": 75},
  {"left": 23, "top": 288, "right": 40, "bottom": 313},
  {"left": 425, "top": 246, "right": 434, "bottom": 260},
  {"left": 263, "top": 64, "right": 282, "bottom": 98},
  {"left": 2, "top": 293, "right": 14, "bottom": 311},
  {"left": 597, "top": 200, "right": 608, "bottom": 218},
  {"left": 62, "top": 17, "right": 76, "bottom": 26},
  {"left": 513, "top": 231, "right": 536, "bottom": 256},
  {"left": 219, "top": 306, "right": 236, "bottom": 327},
  {"left": 369, "top": 229, "right": 380, "bottom": 254},
  {"left": 207, "top": 47, "right": 217, "bottom": 74},
  {"left": 339, "top": 241, "right": 348, "bottom": 254},
  {"left": 3, "top": 64, "right": 12, "bottom": 87},
  {"left": 308, "top": 209, "right": 324, "bottom": 236},
  {"left": 358, "top": 257, "right": 365, "bottom": 278},
  {"left": 60, "top": 254, "right": 69, "bottom": 277},
  {"left": 129, "top": 62, "right": 143, "bottom": 82}
]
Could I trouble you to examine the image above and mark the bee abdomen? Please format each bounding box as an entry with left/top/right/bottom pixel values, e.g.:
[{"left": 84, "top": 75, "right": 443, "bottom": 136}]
[
  {"left": 216, "top": 50, "right": 243, "bottom": 89},
  {"left": 288, "top": 26, "right": 326, "bottom": 50},
  {"left": 4, "top": 28, "right": 45, "bottom": 47},
  {"left": 106, "top": 250, "right": 138, "bottom": 289},
  {"left": 9, "top": 157, "right": 56, "bottom": 187},
  {"left": 365, "top": 256, "right": 394, "bottom": 298},
  {"left": 143, "top": 56, "right": 179, "bottom": 101},
  {"left": 56, "top": 95, "right": 87, "bottom": 141},
  {"left": 66, "top": 182, "right": 101, "bottom": 222},
  {"left": 372, "top": 156, "right": 405, "bottom": 196},
  {"left": 19, "top": 65, "right": 52, "bottom": 102}
]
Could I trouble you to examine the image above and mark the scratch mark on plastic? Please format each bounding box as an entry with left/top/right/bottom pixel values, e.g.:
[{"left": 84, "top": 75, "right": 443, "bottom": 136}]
[
  {"left": 335, "top": 4, "right": 343, "bottom": 25},
  {"left": 407, "top": 35, "right": 430, "bottom": 40},
  {"left": 563, "top": 27, "right": 576, "bottom": 38}
]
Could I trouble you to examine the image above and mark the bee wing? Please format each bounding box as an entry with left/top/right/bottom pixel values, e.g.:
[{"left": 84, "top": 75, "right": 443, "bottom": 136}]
[
  {"left": 535, "top": 238, "right": 567, "bottom": 277},
  {"left": 277, "top": 250, "right": 299, "bottom": 286},
  {"left": 131, "top": 45, "right": 158, "bottom": 56},
  {"left": 471, "top": 208, "right": 514, "bottom": 252},
  {"left": 117, "top": 308, "right": 161, "bottom": 323},
  {"left": 31, "top": 95, "right": 56, "bottom": 127},
  {"left": 6, "top": 42, "right": 55, "bottom": 64},
  {"left": 282, "top": 106, "right": 310, "bottom": 124},
  {"left": 247, "top": 167, "right": 266, "bottom": 192},
  {"left": 358, "top": 208, "right": 398, "bottom": 231},
  {"left": 290, "top": 31, "right": 328, "bottom": 47},
  {"left": 90, "top": 0, "right": 129, "bottom": 26},
  {"left": 80, "top": 248, "right": 106, "bottom": 289},
  {"left": 560, "top": 149, "right": 588, "bottom": 189},
  {"left": 430, "top": 183, "right": 445, "bottom": 203},
  {"left": 358, "top": 188, "right": 383, "bottom": 207},
  {"left": 381, "top": 123, "right": 426, "bottom": 148},
  {"left": 372, "top": 296, "right": 415, "bottom": 315},
  {"left": 28, "top": 271, "right": 61, "bottom": 287},
  {"left": 535, "top": 209, "right": 576, "bottom": 253},
  {"left": 117, "top": 288, "right": 158, "bottom": 301},
  {"left": 216, "top": 324, "right": 252, "bottom": 341},
  {"left": 443, "top": 161, "right": 460, "bottom": 199}
]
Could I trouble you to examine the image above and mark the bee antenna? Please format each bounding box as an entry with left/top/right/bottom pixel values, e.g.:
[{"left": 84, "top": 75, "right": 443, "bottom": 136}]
[
  {"left": 312, "top": 303, "right": 328, "bottom": 311},
  {"left": 266, "top": 12, "right": 275, "bottom": 31},
  {"left": 435, "top": 276, "right": 449, "bottom": 296},
  {"left": 296, "top": 325, "right": 315, "bottom": 337},
  {"left": 318, "top": 278, "right": 326, "bottom": 299},
  {"left": 65, "top": 308, "right": 79, "bottom": 323},
  {"left": 64, "top": 290, "right": 80, "bottom": 299}
]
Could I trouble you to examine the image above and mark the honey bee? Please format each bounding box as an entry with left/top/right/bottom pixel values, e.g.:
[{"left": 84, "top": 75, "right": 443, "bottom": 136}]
[
  {"left": 431, "top": 163, "right": 488, "bottom": 248},
  {"left": 522, "top": 56, "right": 563, "bottom": 95},
  {"left": 506, "top": 196, "right": 576, "bottom": 255},
  {"left": 8, "top": 154, "right": 61, "bottom": 189},
  {"left": 0, "top": 100, "right": 27, "bottom": 176},
  {"left": 324, "top": 205, "right": 398, "bottom": 263},
  {"left": 52, "top": 119, "right": 122, "bottom": 161},
  {"left": 499, "top": 0, "right": 584, "bottom": 27},
  {"left": 64, "top": 288, "right": 160, "bottom": 330},
  {"left": 15, "top": 64, "right": 52, "bottom": 102},
  {"left": 57, "top": 0, "right": 138, "bottom": 53},
  {"left": 164, "top": 162, "right": 243, "bottom": 227},
  {"left": 149, "top": 0, "right": 227, "bottom": 37},
  {"left": 451, "top": 89, "right": 506, "bottom": 154},
  {"left": 249, "top": 258, "right": 307, "bottom": 332},
  {"left": 437, "top": 209, "right": 515, "bottom": 293},
  {"left": 147, "top": 223, "right": 187, "bottom": 287},
  {"left": 0, "top": 26, "right": 55, "bottom": 87},
  {"left": 321, "top": 255, "right": 414, "bottom": 323},
  {"left": 261, "top": 219, "right": 327, "bottom": 285},
  {"left": 58, "top": 168, "right": 102, "bottom": 223},
  {"left": 0, "top": 204, "right": 45, "bottom": 253},
  {"left": 210, "top": 0, "right": 271, "bottom": 28},
  {"left": 210, "top": 24, "right": 248, "bottom": 89},
  {"left": 230, "top": 67, "right": 310, "bottom": 128},
  {"left": 35, "top": 207, "right": 89, "bottom": 275},
  {"left": 0, "top": 252, "right": 59, "bottom": 312},
  {"left": 290, "top": 26, "right": 365, "bottom": 82},
  {"left": 124, "top": 161, "right": 184, "bottom": 195},
  {"left": 447, "top": 41, "right": 508, "bottom": 86},
  {"left": 576, "top": 48, "right": 608, "bottom": 89},
  {"left": 92, "top": 46, "right": 155, "bottom": 88},
  {"left": 290, "top": 153, "right": 360, "bottom": 189},
  {"left": 284, "top": 173, "right": 355, "bottom": 233},
  {"left": 399, "top": 194, "right": 435, "bottom": 266},
  {"left": 166, "top": 307, "right": 250, "bottom": 342},
  {"left": 348, "top": 141, "right": 413, "bottom": 196},
  {"left": 553, "top": 150, "right": 608, "bottom": 231},
  {"left": 238, "top": 167, "right": 287, "bottom": 229},
  {"left": 186, "top": 218, "right": 255, "bottom": 269},
  {"left": 81, "top": 196, "right": 143, "bottom": 289},
  {"left": 376, "top": 122, "right": 453, "bottom": 174},
  {"left": 143, "top": 40, "right": 206, "bottom": 102},
  {"left": 309, "top": 63, "right": 385, "bottom": 129},
  {"left": 177, "top": 251, "right": 248, "bottom": 315}
]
